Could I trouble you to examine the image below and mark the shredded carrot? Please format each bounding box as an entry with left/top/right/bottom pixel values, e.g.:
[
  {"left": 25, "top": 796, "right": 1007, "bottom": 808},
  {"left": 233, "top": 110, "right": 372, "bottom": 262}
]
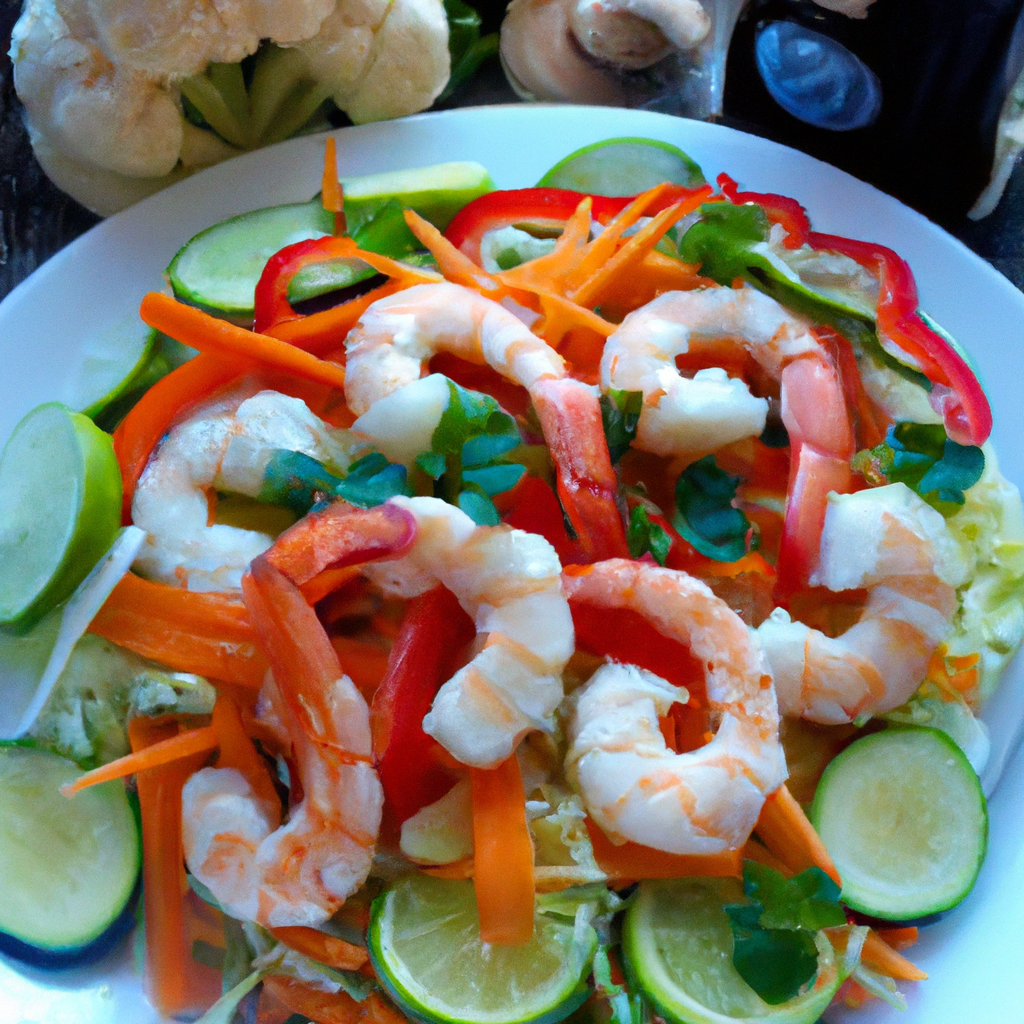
[
  {"left": 926, "top": 644, "right": 980, "bottom": 700},
  {"left": 875, "top": 925, "right": 919, "bottom": 952},
  {"left": 330, "top": 635, "right": 391, "bottom": 701},
  {"left": 89, "top": 572, "right": 269, "bottom": 686},
  {"left": 755, "top": 784, "right": 841, "bottom": 886},
  {"left": 212, "top": 693, "right": 280, "bottom": 810},
  {"left": 130, "top": 717, "right": 220, "bottom": 1017},
  {"left": 741, "top": 837, "right": 792, "bottom": 876},
  {"left": 299, "top": 564, "right": 363, "bottom": 605},
  {"left": 321, "top": 137, "right": 346, "bottom": 236},
  {"left": 533, "top": 291, "right": 615, "bottom": 348},
  {"left": 62, "top": 725, "right": 217, "bottom": 795},
  {"left": 263, "top": 977, "right": 406, "bottom": 1024},
  {"left": 470, "top": 755, "right": 535, "bottom": 945},
  {"left": 421, "top": 857, "right": 475, "bottom": 880},
  {"left": 269, "top": 926, "right": 368, "bottom": 970},
  {"left": 403, "top": 209, "right": 503, "bottom": 295},
  {"left": 862, "top": 929, "right": 928, "bottom": 981},
  {"left": 140, "top": 293, "right": 348, "bottom": 390},
  {"left": 585, "top": 818, "right": 743, "bottom": 880}
]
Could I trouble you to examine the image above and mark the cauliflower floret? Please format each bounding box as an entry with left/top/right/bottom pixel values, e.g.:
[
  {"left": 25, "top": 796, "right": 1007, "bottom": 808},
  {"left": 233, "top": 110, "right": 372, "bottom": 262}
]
[{"left": 10, "top": 0, "right": 451, "bottom": 214}]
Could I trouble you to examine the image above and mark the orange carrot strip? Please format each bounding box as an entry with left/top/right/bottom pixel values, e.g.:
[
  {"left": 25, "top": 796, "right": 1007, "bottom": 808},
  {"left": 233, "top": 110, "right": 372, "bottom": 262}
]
[
  {"left": 330, "top": 635, "right": 391, "bottom": 701},
  {"left": 586, "top": 818, "right": 743, "bottom": 880},
  {"left": 741, "top": 838, "right": 792, "bottom": 876},
  {"left": 875, "top": 925, "right": 919, "bottom": 952},
  {"left": 321, "top": 137, "right": 346, "bottom": 236},
  {"left": 267, "top": 278, "right": 405, "bottom": 352},
  {"left": 299, "top": 565, "right": 363, "bottom": 605},
  {"left": 269, "top": 926, "right": 369, "bottom": 970},
  {"left": 755, "top": 784, "right": 841, "bottom": 886},
  {"left": 130, "top": 717, "right": 219, "bottom": 1018},
  {"left": 89, "top": 572, "right": 269, "bottom": 687},
  {"left": 573, "top": 191, "right": 710, "bottom": 309},
  {"left": 212, "top": 693, "right": 281, "bottom": 812},
  {"left": 140, "top": 293, "right": 348, "bottom": 390},
  {"left": 263, "top": 977, "right": 406, "bottom": 1024},
  {"left": 62, "top": 725, "right": 217, "bottom": 795},
  {"left": 470, "top": 755, "right": 535, "bottom": 945},
  {"left": 421, "top": 858, "right": 475, "bottom": 880},
  {"left": 862, "top": 930, "right": 928, "bottom": 981},
  {"left": 404, "top": 209, "right": 503, "bottom": 294},
  {"left": 113, "top": 353, "right": 244, "bottom": 521},
  {"left": 534, "top": 291, "right": 616, "bottom": 348}
]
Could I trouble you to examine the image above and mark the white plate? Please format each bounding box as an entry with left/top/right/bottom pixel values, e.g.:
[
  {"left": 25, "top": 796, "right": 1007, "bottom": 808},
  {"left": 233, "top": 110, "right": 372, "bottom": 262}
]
[{"left": 1, "top": 105, "right": 1022, "bottom": 1024}]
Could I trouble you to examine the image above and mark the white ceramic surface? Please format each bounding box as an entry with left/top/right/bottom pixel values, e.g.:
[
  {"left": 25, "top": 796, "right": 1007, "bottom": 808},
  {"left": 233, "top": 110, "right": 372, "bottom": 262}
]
[{"left": 1, "top": 105, "right": 1022, "bottom": 1024}]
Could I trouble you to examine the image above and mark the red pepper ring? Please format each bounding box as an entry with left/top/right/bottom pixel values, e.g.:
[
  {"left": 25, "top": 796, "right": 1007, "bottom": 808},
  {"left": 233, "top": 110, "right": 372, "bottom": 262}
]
[
  {"left": 444, "top": 185, "right": 703, "bottom": 265},
  {"left": 717, "top": 173, "right": 811, "bottom": 249},
  {"left": 807, "top": 232, "right": 992, "bottom": 447}
]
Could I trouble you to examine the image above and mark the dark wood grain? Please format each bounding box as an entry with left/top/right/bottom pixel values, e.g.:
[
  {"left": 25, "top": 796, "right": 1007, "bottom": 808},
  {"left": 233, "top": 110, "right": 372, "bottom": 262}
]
[{"left": 1, "top": 0, "right": 1022, "bottom": 301}]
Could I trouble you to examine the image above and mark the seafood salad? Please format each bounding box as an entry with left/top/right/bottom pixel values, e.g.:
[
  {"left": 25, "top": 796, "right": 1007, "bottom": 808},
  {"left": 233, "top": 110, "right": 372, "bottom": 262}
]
[{"left": 0, "top": 135, "right": 1022, "bottom": 1024}]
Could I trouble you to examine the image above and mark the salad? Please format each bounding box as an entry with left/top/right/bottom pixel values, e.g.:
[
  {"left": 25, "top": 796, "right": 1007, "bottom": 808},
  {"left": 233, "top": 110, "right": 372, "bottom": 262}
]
[{"left": 0, "top": 131, "right": 1023, "bottom": 1024}]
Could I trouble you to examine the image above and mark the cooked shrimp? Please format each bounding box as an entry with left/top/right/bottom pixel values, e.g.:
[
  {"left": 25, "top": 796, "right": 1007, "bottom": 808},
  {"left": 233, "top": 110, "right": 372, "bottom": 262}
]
[
  {"left": 600, "top": 285, "right": 848, "bottom": 460},
  {"left": 264, "top": 495, "right": 575, "bottom": 768},
  {"left": 563, "top": 559, "right": 787, "bottom": 854},
  {"left": 132, "top": 387, "right": 361, "bottom": 592},
  {"left": 757, "top": 483, "right": 971, "bottom": 724},
  {"left": 344, "top": 281, "right": 628, "bottom": 561}
]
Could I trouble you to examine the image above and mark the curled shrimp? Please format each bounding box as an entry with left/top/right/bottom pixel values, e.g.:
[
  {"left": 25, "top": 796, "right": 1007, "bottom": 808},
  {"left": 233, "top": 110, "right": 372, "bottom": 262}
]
[
  {"left": 344, "top": 281, "right": 628, "bottom": 561},
  {"left": 132, "top": 387, "right": 359, "bottom": 591},
  {"left": 183, "top": 557, "right": 383, "bottom": 929},
  {"left": 757, "top": 482, "right": 970, "bottom": 724},
  {"left": 563, "top": 559, "right": 787, "bottom": 854},
  {"left": 263, "top": 495, "right": 575, "bottom": 768}
]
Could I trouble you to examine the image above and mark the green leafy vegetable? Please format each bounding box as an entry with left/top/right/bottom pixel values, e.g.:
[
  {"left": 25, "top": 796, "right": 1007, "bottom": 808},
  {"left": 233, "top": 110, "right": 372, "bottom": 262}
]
[
  {"left": 672, "top": 456, "right": 754, "bottom": 562},
  {"left": 457, "top": 487, "right": 501, "bottom": 526},
  {"left": 723, "top": 862, "right": 846, "bottom": 1005},
  {"left": 437, "top": 0, "right": 501, "bottom": 104},
  {"left": 600, "top": 389, "right": 643, "bottom": 463},
  {"left": 626, "top": 506, "right": 671, "bottom": 565},
  {"left": 335, "top": 453, "right": 410, "bottom": 508},
  {"left": 259, "top": 450, "right": 344, "bottom": 515},
  {"left": 592, "top": 944, "right": 649, "bottom": 1024},
  {"left": 852, "top": 421, "right": 985, "bottom": 515}
]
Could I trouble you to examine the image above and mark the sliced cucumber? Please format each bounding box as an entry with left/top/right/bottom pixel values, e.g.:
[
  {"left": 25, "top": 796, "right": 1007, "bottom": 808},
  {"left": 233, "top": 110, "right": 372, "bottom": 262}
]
[
  {"left": 536, "top": 138, "right": 706, "bottom": 195},
  {"left": 811, "top": 726, "right": 987, "bottom": 920},
  {"left": 168, "top": 200, "right": 334, "bottom": 323},
  {"left": 65, "top": 319, "right": 156, "bottom": 421},
  {"left": 622, "top": 878, "right": 843, "bottom": 1024},
  {"left": 0, "top": 403, "right": 122, "bottom": 633},
  {"left": 341, "top": 160, "right": 496, "bottom": 233},
  {"left": 368, "top": 874, "right": 594, "bottom": 1024},
  {"left": 0, "top": 746, "right": 141, "bottom": 966}
]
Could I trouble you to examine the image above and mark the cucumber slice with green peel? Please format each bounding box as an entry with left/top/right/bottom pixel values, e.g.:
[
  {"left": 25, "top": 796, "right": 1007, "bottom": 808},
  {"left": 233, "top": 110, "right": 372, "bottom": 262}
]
[
  {"left": 0, "top": 403, "right": 122, "bottom": 633},
  {"left": 811, "top": 727, "right": 987, "bottom": 920},
  {"left": 65, "top": 320, "right": 157, "bottom": 421},
  {"left": 368, "top": 874, "right": 594, "bottom": 1024},
  {"left": 168, "top": 200, "right": 334, "bottom": 323},
  {"left": 622, "top": 878, "right": 843, "bottom": 1024},
  {"left": 0, "top": 746, "right": 141, "bottom": 965},
  {"left": 341, "top": 161, "right": 496, "bottom": 233},
  {"left": 536, "top": 138, "right": 706, "bottom": 195}
]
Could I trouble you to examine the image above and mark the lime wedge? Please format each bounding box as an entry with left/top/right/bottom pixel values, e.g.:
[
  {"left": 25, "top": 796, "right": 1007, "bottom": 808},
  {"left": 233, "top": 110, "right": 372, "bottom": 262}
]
[
  {"left": 622, "top": 878, "right": 843, "bottom": 1024},
  {"left": 811, "top": 727, "right": 987, "bottom": 920},
  {"left": 368, "top": 874, "right": 594, "bottom": 1024},
  {"left": 536, "top": 138, "right": 706, "bottom": 195},
  {"left": 0, "top": 403, "right": 122, "bottom": 633},
  {"left": 342, "top": 161, "right": 496, "bottom": 232}
]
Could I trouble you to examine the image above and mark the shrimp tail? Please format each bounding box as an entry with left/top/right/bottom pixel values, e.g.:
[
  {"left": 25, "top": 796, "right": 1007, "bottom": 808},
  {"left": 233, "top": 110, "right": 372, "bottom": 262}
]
[{"left": 530, "top": 377, "right": 629, "bottom": 562}]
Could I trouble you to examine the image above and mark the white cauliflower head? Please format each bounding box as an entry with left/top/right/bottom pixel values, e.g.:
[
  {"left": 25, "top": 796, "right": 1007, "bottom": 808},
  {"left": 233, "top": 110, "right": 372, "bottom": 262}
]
[{"left": 10, "top": 0, "right": 451, "bottom": 215}]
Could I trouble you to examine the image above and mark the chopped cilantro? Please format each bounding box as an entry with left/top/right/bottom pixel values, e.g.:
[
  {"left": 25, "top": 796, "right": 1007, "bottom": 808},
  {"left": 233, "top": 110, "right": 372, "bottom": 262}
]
[
  {"left": 626, "top": 506, "right": 672, "bottom": 566},
  {"left": 672, "top": 455, "right": 754, "bottom": 562},
  {"left": 600, "top": 389, "right": 643, "bottom": 464}
]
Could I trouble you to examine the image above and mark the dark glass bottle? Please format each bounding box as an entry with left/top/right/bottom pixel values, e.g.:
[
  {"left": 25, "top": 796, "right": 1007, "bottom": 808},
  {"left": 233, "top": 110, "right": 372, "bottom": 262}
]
[{"left": 722, "top": 0, "right": 1024, "bottom": 225}]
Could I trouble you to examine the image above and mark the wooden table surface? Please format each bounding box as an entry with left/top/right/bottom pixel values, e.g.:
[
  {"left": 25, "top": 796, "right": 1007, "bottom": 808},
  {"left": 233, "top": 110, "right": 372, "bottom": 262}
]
[{"left": 3, "top": 0, "right": 1024, "bottom": 302}]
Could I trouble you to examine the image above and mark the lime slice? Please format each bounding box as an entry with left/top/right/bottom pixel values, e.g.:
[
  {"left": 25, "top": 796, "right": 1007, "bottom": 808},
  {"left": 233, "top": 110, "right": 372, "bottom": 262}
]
[
  {"left": 342, "top": 161, "right": 496, "bottom": 233},
  {"left": 0, "top": 403, "right": 122, "bottom": 633},
  {"left": 0, "top": 746, "right": 140, "bottom": 960},
  {"left": 65, "top": 319, "right": 157, "bottom": 422},
  {"left": 811, "top": 727, "right": 987, "bottom": 920},
  {"left": 536, "top": 138, "right": 706, "bottom": 195},
  {"left": 622, "top": 878, "right": 842, "bottom": 1024},
  {"left": 368, "top": 874, "right": 594, "bottom": 1024}
]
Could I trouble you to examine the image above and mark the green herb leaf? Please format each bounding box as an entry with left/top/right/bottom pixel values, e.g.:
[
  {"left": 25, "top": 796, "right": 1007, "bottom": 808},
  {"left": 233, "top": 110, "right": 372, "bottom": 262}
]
[
  {"left": 335, "top": 452, "right": 411, "bottom": 508},
  {"left": 457, "top": 487, "right": 501, "bottom": 525},
  {"left": 259, "top": 450, "right": 343, "bottom": 515},
  {"left": 626, "top": 506, "right": 672, "bottom": 565},
  {"left": 672, "top": 455, "right": 753, "bottom": 562},
  {"left": 463, "top": 463, "right": 526, "bottom": 497},
  {"left": 600, "top": 389, "right": 643, "bottom": 464},
  {"left": 743, "top": 862, "right": 846, "bottom": 932},
  {"left": 432, "top": 379, "right": 518, "bottom": 457},
  {"left": 415, "top": 450, "right": 447, "bottom": 480},
  {"left": 437, "top": 0, "right": 500, "bottom": 104},
  {"left": 852, "top": 421, "right": 984, "bottom": 515}
]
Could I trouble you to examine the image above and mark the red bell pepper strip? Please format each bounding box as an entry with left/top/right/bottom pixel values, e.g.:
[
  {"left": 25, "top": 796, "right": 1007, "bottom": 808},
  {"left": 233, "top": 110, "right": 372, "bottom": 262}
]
[
  {"left": 444, "top": 185, "right": 701, "bottom": 265},
  {"left": 498, "top": 474, "right": 579, "bottom": 565},
  {"left": 370, "top": 586, "right": 476, "bottom": 823},
  {"left": 806, "top": 232, "right": 992, "bottom": 446},
  {"left": 717, "top": 173, "right": 810, "bottom": 249}
]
